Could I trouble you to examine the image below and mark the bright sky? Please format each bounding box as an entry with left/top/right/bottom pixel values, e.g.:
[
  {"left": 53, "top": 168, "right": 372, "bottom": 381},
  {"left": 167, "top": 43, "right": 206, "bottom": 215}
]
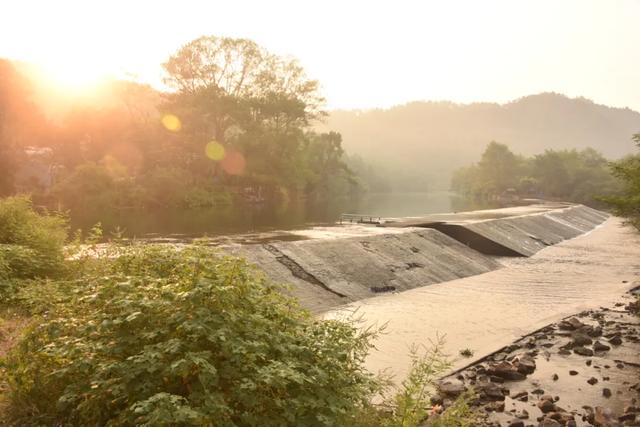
[{"left": 1, "top": 0, "right": 639, "bottom": 111}]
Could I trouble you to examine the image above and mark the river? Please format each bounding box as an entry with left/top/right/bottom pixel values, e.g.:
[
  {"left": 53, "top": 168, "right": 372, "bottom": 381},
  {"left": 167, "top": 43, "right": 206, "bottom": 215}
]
[
  {"left": 325, "top": 217, "right": 640, "bottom": 383},
  {"left": 68, "top": 191, "right": 496, "bottom": 239}
]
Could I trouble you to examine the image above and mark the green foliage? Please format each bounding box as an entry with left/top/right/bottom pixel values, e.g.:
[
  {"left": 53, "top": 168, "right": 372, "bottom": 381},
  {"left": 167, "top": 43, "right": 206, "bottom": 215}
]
[
  {"left": 428, "top": 391, "right": 479, "bottom": 427},
  {"left": 0, "top": 196, "right": 67, "bottom": 279},
  {"left": 452, "top": 142, "right": 621, "bottom": 205},
  {"left": 385, "top": 339, "right": 452, "bottom": 427},
  {"left": 601, "top": 134, "right": 640, "bottom": 229},
  {"left": 346, "top": 337, "right": 480, "bottom": 427},
  {"left": 3, "top": 245, "right": 380, "bottom": 426}
]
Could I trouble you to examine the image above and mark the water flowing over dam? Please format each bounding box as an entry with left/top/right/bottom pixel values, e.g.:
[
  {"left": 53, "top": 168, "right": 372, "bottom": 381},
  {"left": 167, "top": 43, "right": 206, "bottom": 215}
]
[{"left": 226, "top": 203, "right": 610, "bottom": 313}]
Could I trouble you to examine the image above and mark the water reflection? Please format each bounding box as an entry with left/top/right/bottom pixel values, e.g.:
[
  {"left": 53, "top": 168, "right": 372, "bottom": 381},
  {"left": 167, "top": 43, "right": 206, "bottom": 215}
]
[{"left": 69, "top": 191, "right": 500, "bottom": 239}]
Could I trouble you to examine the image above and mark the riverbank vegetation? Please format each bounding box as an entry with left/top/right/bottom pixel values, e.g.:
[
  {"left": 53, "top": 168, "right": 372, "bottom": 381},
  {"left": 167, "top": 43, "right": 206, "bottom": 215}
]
[
  {"left": 601, "top": 134, "right": 640, "bottom": 230},
  {"left": 451, "top": 141, "right": 623, "bottom": 205},
  {"left": 0, "top": 196, "right": 477, "bottom": 426},
  {"left": 0, "top": 36, "right": 364, "bottom": 220}
]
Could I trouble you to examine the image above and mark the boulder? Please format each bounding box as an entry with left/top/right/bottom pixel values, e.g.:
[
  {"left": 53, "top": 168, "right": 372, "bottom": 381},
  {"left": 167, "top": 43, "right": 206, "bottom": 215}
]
[
  {"left": 477, "top": 381, "right": 505, "bottom": 401},
  {"left": 559, "top": 318, "right": 585, "bottom": 331},
  {"left": 538, "top": 399, "right": 557, "bottom": 413},
  {"left": 573, "top": 346, "right": 594, "bottom": 357},
  {"left": 514, "top": 354, "right": 537, "bottom": 375},
  {"left": 438, "top": 381, "right": 466, "bottom": 397},
  {"left": 609, "top": 336, "right": 623, "bottom": 346},
  {"left": 487, "top": 361, "right": 526, "bottom": 381},
  {"left": 572, "top": 332, "right": 593, "bottom": 346}
]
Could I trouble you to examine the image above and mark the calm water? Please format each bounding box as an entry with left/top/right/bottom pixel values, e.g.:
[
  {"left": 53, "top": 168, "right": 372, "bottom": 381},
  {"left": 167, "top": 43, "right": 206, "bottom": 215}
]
[{"left": 69, "top": 191, "right": 496, "bottom": 239}]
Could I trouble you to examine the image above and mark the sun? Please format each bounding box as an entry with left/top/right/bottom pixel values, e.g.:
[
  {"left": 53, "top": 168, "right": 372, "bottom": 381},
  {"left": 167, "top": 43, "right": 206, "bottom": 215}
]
[{"left": 37, "top": 59, "right": 111, "bottom": 94}]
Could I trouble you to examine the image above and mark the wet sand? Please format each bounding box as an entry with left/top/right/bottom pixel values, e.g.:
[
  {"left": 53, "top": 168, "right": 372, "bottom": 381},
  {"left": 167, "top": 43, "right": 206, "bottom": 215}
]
[{"left": 326, "top": 217, "right": 640, "bottom": 381}]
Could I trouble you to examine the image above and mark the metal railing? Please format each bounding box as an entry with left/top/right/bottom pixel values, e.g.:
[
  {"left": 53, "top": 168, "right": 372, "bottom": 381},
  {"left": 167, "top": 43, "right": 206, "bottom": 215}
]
[{"left": 339, "top": 214, "right": 383, "bottom": 224}]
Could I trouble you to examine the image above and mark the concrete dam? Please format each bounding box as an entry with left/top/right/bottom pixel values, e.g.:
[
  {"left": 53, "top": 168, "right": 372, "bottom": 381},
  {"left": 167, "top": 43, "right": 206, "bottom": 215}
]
[{"left": 227, "top": 204, "right": 609, "bottom": 313}]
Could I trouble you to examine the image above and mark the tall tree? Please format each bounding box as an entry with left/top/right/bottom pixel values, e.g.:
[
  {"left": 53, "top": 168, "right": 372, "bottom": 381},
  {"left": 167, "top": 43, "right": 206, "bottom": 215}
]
[{"left": 603, "top": 134, "right": 640, "bottom": 229}]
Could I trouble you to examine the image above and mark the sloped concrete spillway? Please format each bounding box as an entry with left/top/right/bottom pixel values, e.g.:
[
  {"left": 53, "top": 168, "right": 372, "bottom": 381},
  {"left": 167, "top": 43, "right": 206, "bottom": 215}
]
[
  {"left": 231, "top": 229, "right": 499, "bottom": 313},
  {"left": 385, "top": 204, "right": 609, "bottom": 257},
  {"left": 227, "top": 204, "right": 609, "bottom": 313}
]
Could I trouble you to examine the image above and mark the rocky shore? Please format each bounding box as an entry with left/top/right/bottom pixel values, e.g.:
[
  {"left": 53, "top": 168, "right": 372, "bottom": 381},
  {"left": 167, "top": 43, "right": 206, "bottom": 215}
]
[{"left": 435, "top": 288, "right": 640, "bottom": 427}]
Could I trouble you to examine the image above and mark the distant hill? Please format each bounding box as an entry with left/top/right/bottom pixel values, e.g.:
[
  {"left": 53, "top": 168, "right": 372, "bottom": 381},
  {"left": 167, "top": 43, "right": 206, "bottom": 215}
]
[{"left": 319, "top": 93, "right": 640, "bottom": 190}]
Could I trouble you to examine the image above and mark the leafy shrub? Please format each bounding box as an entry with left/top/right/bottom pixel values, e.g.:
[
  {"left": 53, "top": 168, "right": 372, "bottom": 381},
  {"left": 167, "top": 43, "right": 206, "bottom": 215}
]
[
  {"left": 386, "top": 339, "right": 452, "bottom": 427},
  {"left": 0, "top": 196, "right": 67, "bottom": 279},
  {"left": 429, "top": 391, "right": 479, "bottom": 427},
  {"left": 601, "top": 134, "right": 640, "bottom": 229},
  {"left": 4, "top": 246, "right": 379, "bottom": 426}
]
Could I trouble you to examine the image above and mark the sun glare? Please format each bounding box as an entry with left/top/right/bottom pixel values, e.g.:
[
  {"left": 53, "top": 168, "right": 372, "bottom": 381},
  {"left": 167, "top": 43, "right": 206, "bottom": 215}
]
[{"left": 37, "top": 60, "right": 110, "bottom": 94}]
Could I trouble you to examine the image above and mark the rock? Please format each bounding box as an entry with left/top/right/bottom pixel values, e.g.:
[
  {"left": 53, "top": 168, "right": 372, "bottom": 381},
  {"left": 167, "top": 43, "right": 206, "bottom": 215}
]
[
  {"left": 512, "top": 390, "right": 529, "bottom": 402},
  {"left": 566, "top": 420, "right": 577, "bottom": 427},
  {"left": 573, "top": 346, "right": 594, "bottom": 356},
  {"left": 532, "top": 388, "right": 545, "bottom": 395},
  {"left": 594, "top": 341, "right": 611, "bottom": 352},
  {"left": 588, "top": 377, "right": 599, "bottom": 385},
  {"left": 559, "top": 318, "right": 585, "bottom": 331},
  {"left": 477, "top": 382, "right": 505, "bottom": 401},
  {"left": 619, "top": 413, "right": 636, "bottom": 422},
  {"left": 617, "top": 363, "right": 625, "bottom": 369},
  {"left": 548, "top": 412, "right": 575, "bottom": 424},
  {"left": 569, "top": 370, "right": 579, "bottom": 376},
  {"left": 508, "top": 420, "right": 525, "bottom": 427},
  {"left": 552, "top": 374, "right": 559, "bottom": 381},
  {"left": 487, "top": 361, "right": 526, "bottom": 381},
  {"left": 624, "top": 406, "right": 640, "bottom": 414},
  {"left": 572, "top": 333, "right": 593, "bottom": 346},
  {"left": 586, "top": 359, "right": 593, "bottom": 366},
  {"left": 558, "top": 349, "right": 572, "bottom": 355},
  {"left": 603, "top": 388, "right": 612, "bottom": 398},
  {"left": 582, "top": 325, "right": 604, "bottom": 337},
  {"left": 609, "top": 336, "right": 623, "bottom": 346},
  {"left": 517, "top": 409, "right": 530, "bottom": 419},
  {"left": 485, "top": 401, "right": 505, "bottom": 412},
  {"left": 438, "top": 381, "right": 466, "bottom": 397},
  {"left": 538, "top": 399, "right": 556, "bottom": 414},
  {"left": 515, "top": 354, "right": 537, "bottom": 375}
]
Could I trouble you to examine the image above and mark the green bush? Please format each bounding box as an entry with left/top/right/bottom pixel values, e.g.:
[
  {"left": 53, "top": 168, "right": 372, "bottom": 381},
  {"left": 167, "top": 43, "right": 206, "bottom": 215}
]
[
  {"left": 0, "top": 196, "right": 67, "bottom": 279},
  {"left": 4, "top": 246, "right": 379, "bottom": 426},
  {"left": 602, "top": 134, "right": 640, "bottom": 229}
]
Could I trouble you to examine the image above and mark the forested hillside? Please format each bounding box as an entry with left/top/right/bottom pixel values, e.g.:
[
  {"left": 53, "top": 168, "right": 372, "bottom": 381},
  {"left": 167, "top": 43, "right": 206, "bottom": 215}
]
[{"left": 321, "top": 93, "right": 640, "bottom": 190}]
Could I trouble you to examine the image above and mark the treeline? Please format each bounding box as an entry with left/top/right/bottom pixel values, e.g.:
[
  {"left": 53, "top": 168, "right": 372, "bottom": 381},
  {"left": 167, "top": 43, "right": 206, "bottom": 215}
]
[
  {"left": 451, "top": 141, "right": 623, "bottom": 205},
  {"left": 0, "top": 36, "right": 363, "bottom": 214}
]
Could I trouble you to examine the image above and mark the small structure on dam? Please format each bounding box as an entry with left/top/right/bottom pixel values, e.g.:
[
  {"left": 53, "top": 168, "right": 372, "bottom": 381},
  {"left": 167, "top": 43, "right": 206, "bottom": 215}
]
[{"left": 226, "top": 204, "right": 608, "bottom": 313}]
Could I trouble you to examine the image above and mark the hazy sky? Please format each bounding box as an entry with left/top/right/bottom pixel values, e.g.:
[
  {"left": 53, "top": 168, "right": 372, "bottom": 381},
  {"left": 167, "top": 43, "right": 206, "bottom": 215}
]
[{"left": 2, "top": 0, "right": 639, "bottom": 111}]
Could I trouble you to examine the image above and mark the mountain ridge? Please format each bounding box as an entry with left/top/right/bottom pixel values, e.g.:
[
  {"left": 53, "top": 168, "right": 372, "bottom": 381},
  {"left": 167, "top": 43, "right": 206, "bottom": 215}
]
[{"left": 319, "top": 93, "right": 640, "bottom": 190}]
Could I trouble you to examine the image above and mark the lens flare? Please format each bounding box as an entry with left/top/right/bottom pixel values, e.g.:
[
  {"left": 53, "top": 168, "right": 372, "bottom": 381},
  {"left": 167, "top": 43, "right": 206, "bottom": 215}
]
[
  {"left": 221, "top": 150, "right": 246, "bottom": 176},
  {"left": 205, "top": 141, "right": 225, "bottom": 161},
  {"left": 161, "top": 114, "right": 181, "bottom": 132}
]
